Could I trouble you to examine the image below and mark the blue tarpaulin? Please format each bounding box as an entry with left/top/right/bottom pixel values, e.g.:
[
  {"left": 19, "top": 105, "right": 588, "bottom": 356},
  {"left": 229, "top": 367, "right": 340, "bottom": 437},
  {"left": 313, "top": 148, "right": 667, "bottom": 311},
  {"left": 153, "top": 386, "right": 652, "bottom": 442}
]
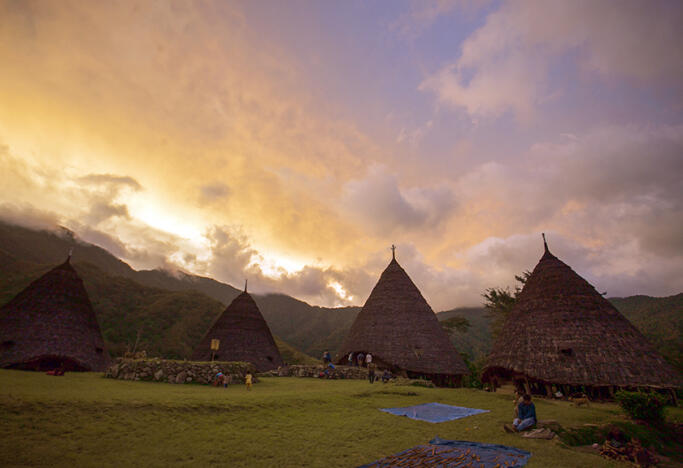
[
  {"left": 380, "top": 402, "right": 489, "bottom": 423},
  {"left": 359, "top": 437, "right": 532, "bottom": 468}
]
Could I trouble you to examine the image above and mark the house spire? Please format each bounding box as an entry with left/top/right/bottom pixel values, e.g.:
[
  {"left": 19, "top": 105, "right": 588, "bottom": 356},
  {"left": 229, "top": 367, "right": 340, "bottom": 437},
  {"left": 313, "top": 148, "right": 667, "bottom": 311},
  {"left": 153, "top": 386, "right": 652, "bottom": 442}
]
[
  {"left": 542, "top": 233, "right": 548, "bottom": 253},
  {"left": 244, "top": 279, "right": 248, "bottom": 293},
  {"left": 391, "top": 244, "right": 396, "bottom": 260}
]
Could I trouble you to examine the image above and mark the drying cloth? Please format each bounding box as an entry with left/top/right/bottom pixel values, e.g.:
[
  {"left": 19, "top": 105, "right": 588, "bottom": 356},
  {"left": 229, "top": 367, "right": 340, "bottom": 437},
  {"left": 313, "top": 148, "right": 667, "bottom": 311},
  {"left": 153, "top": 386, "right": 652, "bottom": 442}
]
[
  {"left": 359, "top": 437, "right": 531, "bottom": 468},
  {"left": 380, "top": 402, "right": 489, "bottom": 423}
]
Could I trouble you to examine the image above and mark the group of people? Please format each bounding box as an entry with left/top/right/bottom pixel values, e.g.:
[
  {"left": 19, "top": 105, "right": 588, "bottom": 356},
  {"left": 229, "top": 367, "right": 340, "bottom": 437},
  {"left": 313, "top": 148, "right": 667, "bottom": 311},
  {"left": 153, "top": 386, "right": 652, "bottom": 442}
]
[
  {"left": 320, "top": 350, "right": 394, "bottom": 384},
  {"left": 347, "top": 351, "right": 373, "bottom": 367},
  {"left": 213, "top": 371, "right": 252, "bottom": 391},
  {"left": 366, "top": 364, "right": 394, "bottom": 384}
]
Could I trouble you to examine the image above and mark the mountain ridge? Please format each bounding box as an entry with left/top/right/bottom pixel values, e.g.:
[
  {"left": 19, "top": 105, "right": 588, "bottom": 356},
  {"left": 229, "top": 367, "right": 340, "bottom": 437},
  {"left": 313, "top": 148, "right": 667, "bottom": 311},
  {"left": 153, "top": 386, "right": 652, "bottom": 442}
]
[{"left": 0, "top": 221, "right": 680, "bottom": 371}]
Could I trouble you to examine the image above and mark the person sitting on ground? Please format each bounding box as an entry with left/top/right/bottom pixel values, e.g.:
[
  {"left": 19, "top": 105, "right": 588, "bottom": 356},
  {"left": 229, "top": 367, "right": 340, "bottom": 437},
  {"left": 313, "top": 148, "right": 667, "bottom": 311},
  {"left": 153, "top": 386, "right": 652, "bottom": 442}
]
[
  {"left": 381, "top": 370, "right": 392, "bottom": 383},
  {"left": 505, "top": 394, "right": 536, "bottom": 432}
]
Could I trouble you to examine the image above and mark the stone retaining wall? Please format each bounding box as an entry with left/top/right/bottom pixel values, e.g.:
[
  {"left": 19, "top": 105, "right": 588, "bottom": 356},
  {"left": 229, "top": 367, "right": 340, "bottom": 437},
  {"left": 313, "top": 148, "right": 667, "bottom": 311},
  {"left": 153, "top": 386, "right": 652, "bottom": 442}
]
[
  {"left": 271, "top": 364, "right": 371, "bottom": 379},
  {"left": 105, "top": 358, "right": 257, "bottom": 385}
]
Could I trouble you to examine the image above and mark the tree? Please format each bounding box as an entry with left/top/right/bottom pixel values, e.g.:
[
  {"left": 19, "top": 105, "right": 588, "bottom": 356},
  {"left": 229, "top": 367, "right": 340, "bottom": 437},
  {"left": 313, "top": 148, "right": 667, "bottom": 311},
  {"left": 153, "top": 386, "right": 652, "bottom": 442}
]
[
  {"left": 482, "top": 271, "right": 531, "bottom": 339},
  {"left": 440, "top": 315, "right": 471, "bottom": 335}
]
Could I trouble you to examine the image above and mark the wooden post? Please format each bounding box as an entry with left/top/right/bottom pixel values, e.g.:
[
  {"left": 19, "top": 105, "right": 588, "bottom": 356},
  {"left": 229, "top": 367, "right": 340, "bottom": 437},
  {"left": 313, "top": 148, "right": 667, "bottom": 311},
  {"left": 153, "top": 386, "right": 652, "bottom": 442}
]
[
  {"left": 545, "top": 384, "right": 553, "bottom": 397},
  {"left": 523, "top": 378, "right": 531, "bottom": 396},
  {"left": 670, "top": 389, "right": 678, "bottom": 407},
  {"left": 608, "top": 386, "right": 615, "bottom": 398}
]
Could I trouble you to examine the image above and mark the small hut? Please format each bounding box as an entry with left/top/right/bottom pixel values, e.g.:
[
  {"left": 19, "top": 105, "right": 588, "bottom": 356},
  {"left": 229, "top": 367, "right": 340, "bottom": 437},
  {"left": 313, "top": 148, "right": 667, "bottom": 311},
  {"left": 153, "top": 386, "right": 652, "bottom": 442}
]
[
  {"left": 335, "top": 247, "right": 468, "bottom": 386},
  {"left": 0, "top": 256, "right": 111, "bottom": 371},
  {"left": 191, "top": 284, "right": 283, "bottom": 371},
  {"left": 482, "top": 235, "right": 681, "bottom": 399}
]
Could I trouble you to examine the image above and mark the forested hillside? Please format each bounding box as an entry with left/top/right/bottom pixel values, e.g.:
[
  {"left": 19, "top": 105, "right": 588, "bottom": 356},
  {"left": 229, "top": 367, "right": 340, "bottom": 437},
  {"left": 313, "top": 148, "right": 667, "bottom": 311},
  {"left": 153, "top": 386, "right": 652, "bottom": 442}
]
[{"left": 610, "top": 294, "right": 683, "bottom": 371}]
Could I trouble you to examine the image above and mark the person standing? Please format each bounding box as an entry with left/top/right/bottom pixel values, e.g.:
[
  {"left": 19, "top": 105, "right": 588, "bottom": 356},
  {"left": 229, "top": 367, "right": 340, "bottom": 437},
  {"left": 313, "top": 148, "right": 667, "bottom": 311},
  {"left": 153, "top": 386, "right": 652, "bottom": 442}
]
[
  {"left": 365, "top": 353, "right": 373, "bottom": 367},
  {"left": 357, "top": 352, "right": 365, "bottom": 368},
  {"left": 347, "top": 352, "right": 354, "bottom": 367},
  {"left": 368, "top": 362, "right": 376, "bottom": 384},
  {"left": 245, "top": 372, "right": 253, "bottom": 391}
]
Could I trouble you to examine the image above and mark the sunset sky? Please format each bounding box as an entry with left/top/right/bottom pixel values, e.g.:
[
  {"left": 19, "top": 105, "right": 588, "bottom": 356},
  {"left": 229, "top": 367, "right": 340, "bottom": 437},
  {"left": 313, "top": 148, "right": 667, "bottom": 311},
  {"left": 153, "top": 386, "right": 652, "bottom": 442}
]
[{"left": 1, "top": 0, "right": 681, "bottom": 309}]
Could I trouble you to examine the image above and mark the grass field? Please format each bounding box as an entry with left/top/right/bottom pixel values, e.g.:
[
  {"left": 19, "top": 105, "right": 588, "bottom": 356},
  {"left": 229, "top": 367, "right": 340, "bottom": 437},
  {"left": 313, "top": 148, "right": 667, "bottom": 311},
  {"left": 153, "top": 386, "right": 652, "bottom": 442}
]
[{"left": 1, "top": 370, "right": 680, "bottom": 467}]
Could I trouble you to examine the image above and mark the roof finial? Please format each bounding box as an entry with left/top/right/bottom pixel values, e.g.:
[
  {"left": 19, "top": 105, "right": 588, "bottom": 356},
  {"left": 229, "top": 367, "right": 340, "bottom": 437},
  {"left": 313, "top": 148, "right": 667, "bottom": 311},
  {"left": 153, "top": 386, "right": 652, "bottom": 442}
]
[
  {"left": 391, "top": 244, "right": 396, "bottom": 260},
  {"left": 244, "top": 278, "right": 248, "bottom": 293},
  {"left": 542, "top": 233, "right": 548, "bottom": 253}
]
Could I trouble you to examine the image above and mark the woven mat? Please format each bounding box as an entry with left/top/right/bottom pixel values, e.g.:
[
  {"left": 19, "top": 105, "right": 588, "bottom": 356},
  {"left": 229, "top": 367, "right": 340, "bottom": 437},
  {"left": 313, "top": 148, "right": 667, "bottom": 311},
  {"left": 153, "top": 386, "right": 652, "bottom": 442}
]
[
  {"left": 380, "top": 402, "right": 489, "bottom": 423},
  {"left": 360, "top": 437, "right": 531, "bottom": 468}
]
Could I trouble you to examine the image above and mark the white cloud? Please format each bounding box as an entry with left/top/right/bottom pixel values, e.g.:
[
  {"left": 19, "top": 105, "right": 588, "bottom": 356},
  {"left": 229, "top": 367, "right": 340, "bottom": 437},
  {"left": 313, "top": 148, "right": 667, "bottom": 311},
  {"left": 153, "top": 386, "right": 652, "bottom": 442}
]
[{"left": 420, "top": 0, "right": 683, "bottom": 120}]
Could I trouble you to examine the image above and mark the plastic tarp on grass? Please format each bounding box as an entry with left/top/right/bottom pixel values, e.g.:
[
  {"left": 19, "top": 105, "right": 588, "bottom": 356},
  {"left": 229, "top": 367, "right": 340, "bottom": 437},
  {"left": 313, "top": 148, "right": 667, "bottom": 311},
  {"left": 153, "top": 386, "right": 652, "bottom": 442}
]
[
  {"left": 360, "top": 436, "right": 532, "bottom": 468},
  {"left": 380, "top": 402, "right": 489, "bottom": 423}
]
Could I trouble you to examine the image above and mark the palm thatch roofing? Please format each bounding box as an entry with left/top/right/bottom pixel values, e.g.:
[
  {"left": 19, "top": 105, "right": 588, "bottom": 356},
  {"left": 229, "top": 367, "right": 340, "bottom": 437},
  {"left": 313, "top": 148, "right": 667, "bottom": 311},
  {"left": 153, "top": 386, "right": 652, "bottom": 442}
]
[
  {"left": 191, "top": 289, "right": 283, "bottom": 371},
  {"left": 483, "top": 239, "right": 681, "bottom": 391},
  {"left": 0, "top": 257, "right": 111, "bottom": 371},
  {"left": 335, "top": 254, "right": 468, "bottom": 381}
]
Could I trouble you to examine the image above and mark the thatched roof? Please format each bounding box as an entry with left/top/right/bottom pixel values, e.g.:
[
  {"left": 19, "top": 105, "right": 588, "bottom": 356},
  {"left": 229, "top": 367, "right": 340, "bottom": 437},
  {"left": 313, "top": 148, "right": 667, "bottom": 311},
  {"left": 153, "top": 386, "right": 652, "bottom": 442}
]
[
  {"left": 191, "top": 290, "right": 283, "bottom": 371},
  {"left": 483, "top": 240, "right": 681, "bottom": 389},
  {"left": 0, "top": 257, "right": 111, "bottom": 371},
  {"left": 335, "top": 256, "right": 468, "bottom": 377}
]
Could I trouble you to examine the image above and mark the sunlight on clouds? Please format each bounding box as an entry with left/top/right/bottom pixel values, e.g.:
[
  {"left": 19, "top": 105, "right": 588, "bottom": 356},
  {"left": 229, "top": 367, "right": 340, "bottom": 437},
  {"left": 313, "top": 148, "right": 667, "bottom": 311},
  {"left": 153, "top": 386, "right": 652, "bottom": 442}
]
[
  {"left": 126, "top": 196, "right": 204, "bottom": 245},
  {"left": 252, "top": 251, "right": 309, "bottom": 278},
  {"left": 328, "top": 280, "right": 353, "bottom": 303}
]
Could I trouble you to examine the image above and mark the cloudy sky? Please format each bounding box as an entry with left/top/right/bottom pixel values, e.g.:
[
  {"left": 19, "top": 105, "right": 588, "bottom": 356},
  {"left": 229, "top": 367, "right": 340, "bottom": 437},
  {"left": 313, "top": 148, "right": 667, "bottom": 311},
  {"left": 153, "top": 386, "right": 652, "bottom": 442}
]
[{"left": 1, "top": 0, "right": 681, "bottom": 309}]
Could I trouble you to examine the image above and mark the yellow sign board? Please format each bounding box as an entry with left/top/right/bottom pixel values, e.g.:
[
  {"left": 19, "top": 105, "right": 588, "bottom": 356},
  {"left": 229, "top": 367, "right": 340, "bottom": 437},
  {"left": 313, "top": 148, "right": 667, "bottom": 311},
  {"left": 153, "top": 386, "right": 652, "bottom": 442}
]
[{"left": 210, "top": 339, "right": 220, "bottom": 351}]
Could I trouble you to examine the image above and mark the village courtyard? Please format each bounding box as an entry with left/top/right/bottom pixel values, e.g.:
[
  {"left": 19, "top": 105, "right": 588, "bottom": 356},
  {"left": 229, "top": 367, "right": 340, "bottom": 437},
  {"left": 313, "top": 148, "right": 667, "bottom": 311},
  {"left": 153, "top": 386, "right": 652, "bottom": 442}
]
[{"left": 1, "top": 369, "right": 681, "bottom": 467}]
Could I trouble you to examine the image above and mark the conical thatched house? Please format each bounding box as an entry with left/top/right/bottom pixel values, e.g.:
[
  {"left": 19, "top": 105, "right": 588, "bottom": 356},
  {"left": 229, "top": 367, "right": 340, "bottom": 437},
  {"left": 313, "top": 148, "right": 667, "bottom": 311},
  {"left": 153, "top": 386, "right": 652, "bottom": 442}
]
[
  {"left": 335, "top": 249, "right": 468, "bottom": 386},
  {"left": 482, "top": 236, "right": 681, "bottom": 399},
  {"left": 191, "top": 286, "right": 283, "bottom": 371},
  {"left": 0, "top": 257, "right": 110, "bottom": 371}
]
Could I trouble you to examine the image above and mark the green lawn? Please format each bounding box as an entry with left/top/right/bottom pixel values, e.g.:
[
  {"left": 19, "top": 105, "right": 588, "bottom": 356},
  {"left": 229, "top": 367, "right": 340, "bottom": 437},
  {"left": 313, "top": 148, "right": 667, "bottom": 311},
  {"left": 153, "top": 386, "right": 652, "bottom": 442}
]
[{"left": 1, "top": 370, "right": 680, "bottom": 467}]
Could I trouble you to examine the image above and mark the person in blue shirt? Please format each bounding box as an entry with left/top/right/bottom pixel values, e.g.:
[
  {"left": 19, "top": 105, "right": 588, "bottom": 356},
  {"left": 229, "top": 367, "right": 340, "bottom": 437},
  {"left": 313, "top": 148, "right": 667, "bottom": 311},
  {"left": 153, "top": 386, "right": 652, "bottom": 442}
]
[{"left": 505, "top": 394, "right": 536, "bottom": 432}]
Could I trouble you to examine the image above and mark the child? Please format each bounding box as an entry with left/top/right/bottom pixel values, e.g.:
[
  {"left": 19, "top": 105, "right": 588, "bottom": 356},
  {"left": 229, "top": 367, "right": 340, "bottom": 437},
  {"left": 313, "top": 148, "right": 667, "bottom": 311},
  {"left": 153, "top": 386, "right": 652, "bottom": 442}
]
[{"left": 245, "top": 372, "right": 253, "bottom": 391}]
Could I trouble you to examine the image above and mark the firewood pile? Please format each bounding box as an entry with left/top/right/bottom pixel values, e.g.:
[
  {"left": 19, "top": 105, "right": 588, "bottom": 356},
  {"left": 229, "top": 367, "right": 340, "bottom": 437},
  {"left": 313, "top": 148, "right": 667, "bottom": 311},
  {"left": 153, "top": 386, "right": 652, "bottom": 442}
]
[{"left": 599, "top": 438, "right": 659, "bottom": 467}]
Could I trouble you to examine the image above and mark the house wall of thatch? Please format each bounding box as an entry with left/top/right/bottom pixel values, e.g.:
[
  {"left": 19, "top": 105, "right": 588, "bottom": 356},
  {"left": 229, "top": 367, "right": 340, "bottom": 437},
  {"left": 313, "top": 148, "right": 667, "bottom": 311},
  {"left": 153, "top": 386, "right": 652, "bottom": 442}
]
[
  {"left": 335, "top": 258, "right": 468, "bottom": 386},
  {"left": 0, "top": 259, "right": 111, "bottom": 371},
  {"left": 483, "top": 245, "right": 681, "bottom": 397},
  {"left": 191, "top": 291, "right": 284, "bottom": 372}
]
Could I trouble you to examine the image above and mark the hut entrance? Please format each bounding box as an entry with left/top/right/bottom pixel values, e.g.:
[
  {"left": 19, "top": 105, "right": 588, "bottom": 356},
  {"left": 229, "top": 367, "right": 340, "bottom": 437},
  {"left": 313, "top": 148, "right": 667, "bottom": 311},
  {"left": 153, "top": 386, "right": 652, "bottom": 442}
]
[
  {"left": 406, "top": 370, "right": 462, "bottom": 388},
  {"left": 7, "top": 356, "right": 88, "bottom": 372}
]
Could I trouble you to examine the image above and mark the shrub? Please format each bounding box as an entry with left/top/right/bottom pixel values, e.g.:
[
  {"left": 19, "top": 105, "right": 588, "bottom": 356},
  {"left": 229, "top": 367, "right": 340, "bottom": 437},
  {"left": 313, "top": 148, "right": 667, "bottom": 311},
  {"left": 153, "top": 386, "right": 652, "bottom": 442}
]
[{"left": 615, "top": 390, "right": 667, "bottom": 423}]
